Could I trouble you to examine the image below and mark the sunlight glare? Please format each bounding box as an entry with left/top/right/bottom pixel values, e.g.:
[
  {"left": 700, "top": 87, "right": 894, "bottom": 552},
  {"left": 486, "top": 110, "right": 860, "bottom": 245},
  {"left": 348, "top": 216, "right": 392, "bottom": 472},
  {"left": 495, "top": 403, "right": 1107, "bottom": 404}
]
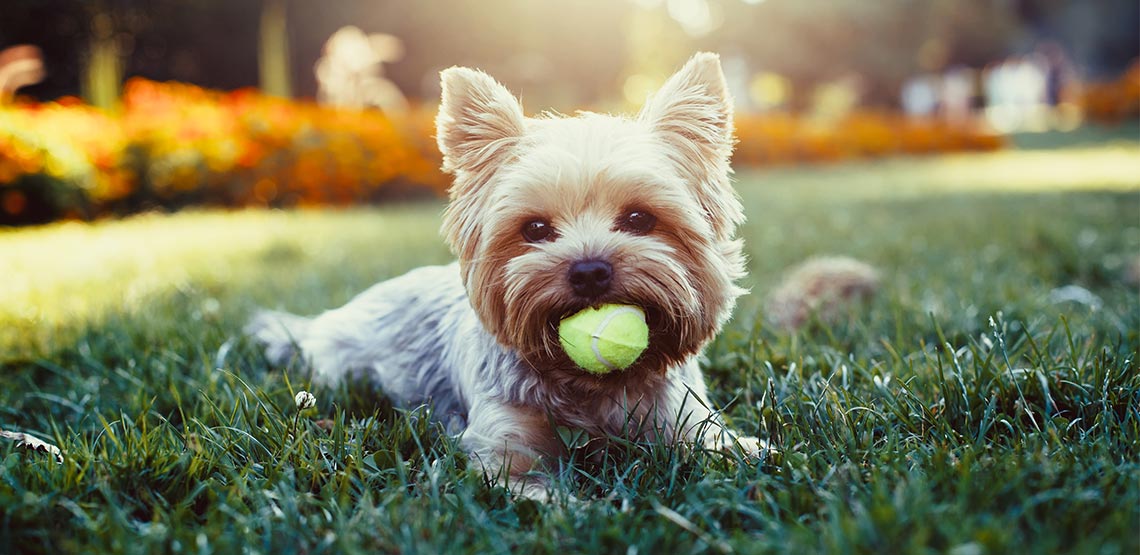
[{"left": 667, "top": 0, "right": 717, "bottom": 37}]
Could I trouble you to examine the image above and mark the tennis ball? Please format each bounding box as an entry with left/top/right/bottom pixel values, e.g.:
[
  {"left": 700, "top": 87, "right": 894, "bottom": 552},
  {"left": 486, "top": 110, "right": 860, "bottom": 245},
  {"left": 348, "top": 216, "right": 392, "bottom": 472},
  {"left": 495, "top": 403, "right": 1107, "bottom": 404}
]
[{"left": 558, "top": 304, "right": 649, "bottom": 374}]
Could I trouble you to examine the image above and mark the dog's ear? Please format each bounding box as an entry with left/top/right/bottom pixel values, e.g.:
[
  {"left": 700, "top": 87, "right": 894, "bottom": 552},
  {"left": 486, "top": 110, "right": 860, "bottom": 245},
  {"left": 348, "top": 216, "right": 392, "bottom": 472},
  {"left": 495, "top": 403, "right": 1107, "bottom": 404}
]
[
  {"left": 436, "top": 67, "right": 525, "bottom": 265},
  {"left": 436, "top": 67, "right": 525, "bottom": 177},
  {"left": 639, "top": 52, "right": 742, "bottom": 239},
  {"left": 640, "top": 52, "right": 733, "bottom": 154}
]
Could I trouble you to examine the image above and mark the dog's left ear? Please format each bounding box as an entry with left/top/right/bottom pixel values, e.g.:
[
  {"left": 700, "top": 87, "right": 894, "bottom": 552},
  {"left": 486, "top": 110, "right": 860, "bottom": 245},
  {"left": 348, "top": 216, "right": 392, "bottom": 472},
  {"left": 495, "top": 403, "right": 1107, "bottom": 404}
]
[{"left": 640, "top": 52, "right": 743, "bottom": 239}]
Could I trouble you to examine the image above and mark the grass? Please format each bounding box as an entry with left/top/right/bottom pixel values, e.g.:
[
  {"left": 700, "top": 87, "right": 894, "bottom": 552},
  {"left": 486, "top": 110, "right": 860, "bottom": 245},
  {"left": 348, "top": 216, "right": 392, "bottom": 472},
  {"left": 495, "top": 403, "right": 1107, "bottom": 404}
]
[{"left": 1, "top": 144, "right": 1138, "bottom": 554}]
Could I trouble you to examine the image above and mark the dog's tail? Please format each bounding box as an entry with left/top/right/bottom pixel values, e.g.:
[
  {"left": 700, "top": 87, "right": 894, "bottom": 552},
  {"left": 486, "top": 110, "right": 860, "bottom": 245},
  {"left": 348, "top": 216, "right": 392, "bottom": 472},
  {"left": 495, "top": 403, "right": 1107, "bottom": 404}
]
[
  {"left": 245, "top": 309, "right": 313, "bottom": 366},
  {"left": 765, "top": 256, "right": 880, "bottom": 331}
]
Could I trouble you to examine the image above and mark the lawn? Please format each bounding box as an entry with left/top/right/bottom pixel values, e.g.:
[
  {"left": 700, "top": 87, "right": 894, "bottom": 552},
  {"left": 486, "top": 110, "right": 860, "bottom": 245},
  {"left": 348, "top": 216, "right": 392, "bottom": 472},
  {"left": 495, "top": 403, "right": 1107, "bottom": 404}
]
[{"left": 1, "top": 145, "right": 1138, "bottom": 554}]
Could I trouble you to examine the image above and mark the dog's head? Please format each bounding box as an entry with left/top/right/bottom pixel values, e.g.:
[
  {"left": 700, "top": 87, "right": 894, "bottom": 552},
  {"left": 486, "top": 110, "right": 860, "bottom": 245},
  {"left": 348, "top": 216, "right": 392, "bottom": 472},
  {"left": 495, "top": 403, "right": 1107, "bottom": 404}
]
[{"left": 435, "top": 52, "right": 745, "bottom": 375}]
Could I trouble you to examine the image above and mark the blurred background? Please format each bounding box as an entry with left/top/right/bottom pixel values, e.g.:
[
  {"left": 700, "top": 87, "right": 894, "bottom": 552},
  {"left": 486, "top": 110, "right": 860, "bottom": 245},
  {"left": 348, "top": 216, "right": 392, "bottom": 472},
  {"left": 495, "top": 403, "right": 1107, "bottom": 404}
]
[{"left": 1, "top": 0, "right": 1137, "bottom": 225}]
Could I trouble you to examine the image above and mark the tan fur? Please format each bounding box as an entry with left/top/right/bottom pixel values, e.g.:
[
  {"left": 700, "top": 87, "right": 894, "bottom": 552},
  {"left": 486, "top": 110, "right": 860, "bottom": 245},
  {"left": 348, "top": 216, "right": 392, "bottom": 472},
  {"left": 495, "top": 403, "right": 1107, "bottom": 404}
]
[
  {"left": 438, "top": 55, "right": 746, "bottom": 377},
  {"left": 766, "top": 256, "right": 881, "bottom": 330},
  {"left": 435, "top": 53, "right": 758, "bottom": 496}
]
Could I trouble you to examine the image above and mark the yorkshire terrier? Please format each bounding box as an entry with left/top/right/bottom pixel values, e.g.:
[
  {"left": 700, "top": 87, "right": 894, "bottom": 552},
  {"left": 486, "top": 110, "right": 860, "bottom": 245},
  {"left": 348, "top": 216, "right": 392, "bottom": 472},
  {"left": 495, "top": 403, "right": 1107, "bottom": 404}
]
[{"left": 247, "top": 52, "right": 765, "bottom": 500}]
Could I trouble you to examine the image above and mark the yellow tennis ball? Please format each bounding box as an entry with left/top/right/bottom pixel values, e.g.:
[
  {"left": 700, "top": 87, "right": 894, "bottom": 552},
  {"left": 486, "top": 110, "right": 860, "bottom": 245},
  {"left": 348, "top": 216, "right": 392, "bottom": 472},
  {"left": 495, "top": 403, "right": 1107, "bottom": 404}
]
[{"left": 558, "top": 304, "right": 649, "bottom": 375}]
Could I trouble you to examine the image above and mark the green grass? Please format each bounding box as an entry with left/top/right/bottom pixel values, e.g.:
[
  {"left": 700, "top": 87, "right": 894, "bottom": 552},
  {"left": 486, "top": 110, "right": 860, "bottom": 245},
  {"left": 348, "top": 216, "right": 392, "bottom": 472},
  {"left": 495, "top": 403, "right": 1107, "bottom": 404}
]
[{"left": 1, "top": 146, "right": 1138, "bottom": 554}]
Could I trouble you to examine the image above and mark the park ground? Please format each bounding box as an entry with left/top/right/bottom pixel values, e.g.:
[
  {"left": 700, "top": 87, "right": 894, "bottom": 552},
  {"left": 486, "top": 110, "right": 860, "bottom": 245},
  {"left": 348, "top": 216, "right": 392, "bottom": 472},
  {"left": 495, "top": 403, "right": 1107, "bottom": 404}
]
[{"left": 0, "top": 139, "right": 1138, "bottom": 553}]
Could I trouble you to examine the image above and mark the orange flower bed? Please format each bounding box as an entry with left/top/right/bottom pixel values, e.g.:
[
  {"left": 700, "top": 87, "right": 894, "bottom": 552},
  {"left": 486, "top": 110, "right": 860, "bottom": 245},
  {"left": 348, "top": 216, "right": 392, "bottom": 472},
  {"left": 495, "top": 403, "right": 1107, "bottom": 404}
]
[
  {"left": 119, "top": 79, "right": 448, "bottom": 206},
  {"left": 1, "top": 78, "right": 1005, "bottom": 225},
  {"left": 1081, "top": 59, "right": 1140, "bottom": 124},
  {"left": 0, "top": 79, "right": 448, "bottom": 224},
  {"left": 732, "top": 111, "right": 1004, "bottom": 167},
  {"left": 0, "top": 98, "right": 131, "bottom": 218}
]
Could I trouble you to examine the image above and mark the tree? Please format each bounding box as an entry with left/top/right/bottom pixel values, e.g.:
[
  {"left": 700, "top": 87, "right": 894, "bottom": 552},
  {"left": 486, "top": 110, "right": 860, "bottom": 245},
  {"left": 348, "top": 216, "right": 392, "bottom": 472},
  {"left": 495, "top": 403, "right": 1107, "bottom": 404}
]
[{"left": 259, "top": 0, "right": 292, "bottom": 98}]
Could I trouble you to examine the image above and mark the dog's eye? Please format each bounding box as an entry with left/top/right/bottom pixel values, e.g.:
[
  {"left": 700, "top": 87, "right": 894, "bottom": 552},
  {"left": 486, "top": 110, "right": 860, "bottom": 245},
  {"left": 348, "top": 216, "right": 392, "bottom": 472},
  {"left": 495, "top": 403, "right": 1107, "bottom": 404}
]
[
  {"left": 618, "top": 210, "right": 657, "bottom": 235},
  {"left": 521, "top": 220, "right": 556, "bottom": 243}
]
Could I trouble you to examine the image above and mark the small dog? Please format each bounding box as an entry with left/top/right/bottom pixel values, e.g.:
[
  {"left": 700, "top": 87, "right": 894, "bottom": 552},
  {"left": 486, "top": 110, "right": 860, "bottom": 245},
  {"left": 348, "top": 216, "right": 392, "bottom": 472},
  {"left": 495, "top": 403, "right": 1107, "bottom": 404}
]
[{"left": 247, "top": 52, "right": 764, "bottom": 500}]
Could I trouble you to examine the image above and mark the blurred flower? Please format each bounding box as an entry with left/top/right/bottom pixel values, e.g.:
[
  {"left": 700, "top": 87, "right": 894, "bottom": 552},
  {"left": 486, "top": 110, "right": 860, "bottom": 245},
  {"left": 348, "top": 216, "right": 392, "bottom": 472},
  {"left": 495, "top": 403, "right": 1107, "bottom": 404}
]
[
  {"left": 0, "top": 429, "right": 63, "bottom": 464},
  {"left": 1081, "top": 59, "right": 1140, "bottom": 124},
  {"left": 294, "top": 390, "right": 316, "bottom": 411},
  {"left": 1, "top": 78, "right": 450, "bottom": 222},
  {"left": 733, "top": 110, "right": 1003, "bottom": 167},
  {"left": 315, "top": 27, "right": 408, "bottom": 113}
]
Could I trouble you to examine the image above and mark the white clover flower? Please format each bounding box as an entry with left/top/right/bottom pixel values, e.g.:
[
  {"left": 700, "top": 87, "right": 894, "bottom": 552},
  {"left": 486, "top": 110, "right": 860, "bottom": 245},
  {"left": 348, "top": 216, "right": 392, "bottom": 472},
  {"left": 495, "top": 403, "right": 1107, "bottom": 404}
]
[
  {"left": 0, "top": 430, "right": 63, "bottom": 464},
  {"left": 294, "top": 391, "right": 316, "bottom": 411}
]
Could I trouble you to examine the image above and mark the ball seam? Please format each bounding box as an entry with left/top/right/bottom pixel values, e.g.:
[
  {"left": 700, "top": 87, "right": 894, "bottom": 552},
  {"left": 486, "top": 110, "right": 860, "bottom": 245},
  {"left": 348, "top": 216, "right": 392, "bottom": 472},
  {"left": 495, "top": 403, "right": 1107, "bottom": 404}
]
[{"left": 589, "top": 306, "right": 645, "bottom": 371}]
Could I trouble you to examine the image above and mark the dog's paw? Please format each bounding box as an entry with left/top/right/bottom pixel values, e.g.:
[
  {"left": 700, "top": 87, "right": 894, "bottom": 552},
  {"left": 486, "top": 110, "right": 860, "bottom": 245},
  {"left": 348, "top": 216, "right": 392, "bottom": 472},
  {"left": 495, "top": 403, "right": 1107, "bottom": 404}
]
[
  {"left": 509, "top": 478, "right": 582, "bottom": 506},
  {"left": 730, "top": 435, "right": 776, "bottom": 459},
  {"left": 708, "top": 433, "right": 777, "bottom": 461},
  {"left": 245, "top": 310, "right": 312, "bottom": 366}
]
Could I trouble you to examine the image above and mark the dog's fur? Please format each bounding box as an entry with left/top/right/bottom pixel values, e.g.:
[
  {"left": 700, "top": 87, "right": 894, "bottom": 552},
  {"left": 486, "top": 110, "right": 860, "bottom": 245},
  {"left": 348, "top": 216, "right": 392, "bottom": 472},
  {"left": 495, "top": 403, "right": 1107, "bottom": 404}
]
[
  {"left": 766, "top": 256, "right": 880, "bottom": 330},
  {"left": 247, "top": 53, "right": 764, "bottom": 500}
]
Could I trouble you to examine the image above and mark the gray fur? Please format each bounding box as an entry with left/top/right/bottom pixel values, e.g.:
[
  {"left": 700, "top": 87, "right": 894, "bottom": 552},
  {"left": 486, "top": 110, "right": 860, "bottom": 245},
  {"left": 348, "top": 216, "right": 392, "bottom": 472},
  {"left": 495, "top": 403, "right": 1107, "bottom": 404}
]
[
  {"left": 246, "top": 262, "right": 763, "bottom": 500},
  {"left": 247, "top": 263, "right": 484, "bottom": 423}
]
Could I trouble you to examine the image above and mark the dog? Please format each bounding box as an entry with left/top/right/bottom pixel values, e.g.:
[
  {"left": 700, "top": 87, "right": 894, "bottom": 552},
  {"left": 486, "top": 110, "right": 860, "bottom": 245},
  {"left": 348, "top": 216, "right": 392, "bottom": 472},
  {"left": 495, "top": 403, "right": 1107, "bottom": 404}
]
[{"left": 247, "top": 52, "right": 765, "bottom": 501}]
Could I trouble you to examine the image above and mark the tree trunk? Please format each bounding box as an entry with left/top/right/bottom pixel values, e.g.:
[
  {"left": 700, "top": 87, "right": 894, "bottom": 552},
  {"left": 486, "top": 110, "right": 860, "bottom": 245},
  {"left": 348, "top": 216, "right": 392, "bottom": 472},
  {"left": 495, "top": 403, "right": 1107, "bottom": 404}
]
[
  {"left": 82, "top": 12, "right": 121, "bottom": 110},
  {"left": 259, "top": 0, "right": 292, "bottom": 98}
]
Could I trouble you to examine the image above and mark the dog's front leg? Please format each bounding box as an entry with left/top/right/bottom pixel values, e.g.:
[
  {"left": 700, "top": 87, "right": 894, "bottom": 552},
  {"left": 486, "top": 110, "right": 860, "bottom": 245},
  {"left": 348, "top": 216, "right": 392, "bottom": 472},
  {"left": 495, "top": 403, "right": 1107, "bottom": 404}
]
[{"left": 460, "top": 399, "right": 565, "bottom": 502}]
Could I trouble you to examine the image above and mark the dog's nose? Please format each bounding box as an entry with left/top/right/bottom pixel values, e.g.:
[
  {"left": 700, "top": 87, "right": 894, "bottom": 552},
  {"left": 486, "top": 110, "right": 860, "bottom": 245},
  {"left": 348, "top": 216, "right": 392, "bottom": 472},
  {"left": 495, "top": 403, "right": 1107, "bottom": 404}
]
[{"left": 568, "top": 259, "right": 613, "bottom": 298}]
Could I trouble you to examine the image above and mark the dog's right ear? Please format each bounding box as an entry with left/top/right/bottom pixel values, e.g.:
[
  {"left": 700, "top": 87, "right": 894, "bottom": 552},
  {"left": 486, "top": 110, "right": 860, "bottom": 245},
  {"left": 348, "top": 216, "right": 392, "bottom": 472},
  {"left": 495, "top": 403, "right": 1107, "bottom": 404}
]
[
  {"left": 435, "top": 67, "right": 525, "bottom": 177},
  {"left": 437, "top": 68, "right": 524, "bottom": 268}
]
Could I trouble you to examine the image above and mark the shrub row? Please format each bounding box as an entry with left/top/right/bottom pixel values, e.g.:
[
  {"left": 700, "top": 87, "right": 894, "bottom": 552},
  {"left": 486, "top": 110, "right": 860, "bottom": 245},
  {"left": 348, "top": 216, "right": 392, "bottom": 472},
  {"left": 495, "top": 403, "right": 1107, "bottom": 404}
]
[
  {"left": 0, "top": 79, "right": 446, "bottom": 224},
  {"left": 1082, "top": 60, "right": 1140, "bottom": 124},
  {"left": 734, "top": 112, "right": 1003, "bottom": 167},
  {"left": 1, "top": 78, "right": 1006, "bottom": 225}
]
